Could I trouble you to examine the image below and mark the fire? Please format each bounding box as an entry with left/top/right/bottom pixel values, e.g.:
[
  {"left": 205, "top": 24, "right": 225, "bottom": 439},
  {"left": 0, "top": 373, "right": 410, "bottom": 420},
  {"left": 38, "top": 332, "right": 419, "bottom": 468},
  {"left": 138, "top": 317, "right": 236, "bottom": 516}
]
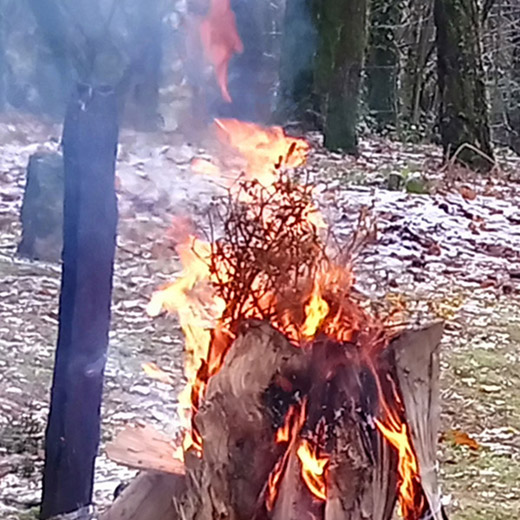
[
  {"left": 266, "top": 403, "right": 307, "bottom": 510},
  {"left": 301, "top": 283, "right": 330, "bottom": 339},
  {"left": 215, "top": 118, "right": 310, "bottom": 189},
  {"left": 149, "top": 115, "right": 425, "bottom": 513},
  {"left": 199, "top": 0, "right": 243, "bottom": 102},
  {"left": 374, "top": 378, "right": 424, "bottom": 517},
  {"left": 266, "top": 401, "right": 329, "bottom": 508},
  {"left": 147, "top": 230, "right": 226, "bottom": 455},
  {"left": 296, "top": 439, "right": 328, "bottom": 501}
]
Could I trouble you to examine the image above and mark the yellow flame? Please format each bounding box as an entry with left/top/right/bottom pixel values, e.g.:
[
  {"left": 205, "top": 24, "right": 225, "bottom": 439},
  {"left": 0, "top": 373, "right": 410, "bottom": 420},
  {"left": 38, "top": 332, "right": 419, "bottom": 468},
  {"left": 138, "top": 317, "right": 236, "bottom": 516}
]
[
  {"left": 375, "top": 415, "right": 422, "bottom": 516},
  {"left": 301, "top": 283, "right": 330, "bottom": 339},
  {"left": 296, "top": 439, "right": 328, "bottom": 501}
]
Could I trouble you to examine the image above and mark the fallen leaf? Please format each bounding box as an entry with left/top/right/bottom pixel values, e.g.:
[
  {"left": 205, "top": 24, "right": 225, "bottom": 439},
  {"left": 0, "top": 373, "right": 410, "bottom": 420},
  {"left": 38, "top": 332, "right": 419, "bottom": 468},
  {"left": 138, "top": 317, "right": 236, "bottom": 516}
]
[
  {"left": 443, "top": 429, "right": 480, "bottom": 450},
  {"left": 460, "top": 186, "right": 477, "bottom": 201}
]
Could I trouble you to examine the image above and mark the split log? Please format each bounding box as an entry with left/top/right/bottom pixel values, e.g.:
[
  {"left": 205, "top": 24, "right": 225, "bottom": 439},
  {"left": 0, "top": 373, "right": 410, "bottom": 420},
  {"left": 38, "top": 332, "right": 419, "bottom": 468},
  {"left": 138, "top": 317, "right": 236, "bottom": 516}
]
[
  {"left": 392, "top": 323, "right": 445, "bottom": 520},
  {"left": 106, "top": 424, "right": 185, "bottom": 475},
  {"left": 180, "top": 320, "right": 308, "bottom": 520},
  {"left": 100, "top": 472, "right": 185, "bottom": 520}
]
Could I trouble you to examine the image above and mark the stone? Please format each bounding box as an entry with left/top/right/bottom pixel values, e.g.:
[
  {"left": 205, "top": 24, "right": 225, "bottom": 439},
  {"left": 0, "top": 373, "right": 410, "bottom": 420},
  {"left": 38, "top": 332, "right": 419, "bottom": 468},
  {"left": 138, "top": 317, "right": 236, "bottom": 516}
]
[{"left": 17, "top": 152, "right": 64, "bottom": 263}]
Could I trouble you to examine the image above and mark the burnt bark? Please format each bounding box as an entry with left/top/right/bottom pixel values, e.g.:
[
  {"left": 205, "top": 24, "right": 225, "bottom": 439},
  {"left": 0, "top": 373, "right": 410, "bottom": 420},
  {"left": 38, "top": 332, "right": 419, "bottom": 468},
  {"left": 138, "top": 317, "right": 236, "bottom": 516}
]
[
  {"left": 314, "top": 0, "right": 368, "bottom": 154},
  {"left": 434, "top": 0, "right": 494, "bottom": 169},
  {"left": 40, "top": 84, "right": 119, "bottom": 519}
]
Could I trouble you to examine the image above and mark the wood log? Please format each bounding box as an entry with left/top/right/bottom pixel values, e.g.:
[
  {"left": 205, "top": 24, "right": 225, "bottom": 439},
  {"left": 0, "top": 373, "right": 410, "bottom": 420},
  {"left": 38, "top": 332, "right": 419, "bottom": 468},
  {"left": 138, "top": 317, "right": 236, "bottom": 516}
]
[
  {"left": 178, "top": 324, "right": 401, "bottom": 520},
  {"left": 392, "top": 323, "right": 445, "bottom": 520},
  {"left": 104, "top": 322, "right": 447, "bottom": 520},
  {"left": 106, "top": 424, "right": 185, "bottom": 475},
  {"left": 99, "top": 471, "right": 185, "bottom": 520},
  {"left": 177, "top": 320, "right": 307, "bottom": 520}
]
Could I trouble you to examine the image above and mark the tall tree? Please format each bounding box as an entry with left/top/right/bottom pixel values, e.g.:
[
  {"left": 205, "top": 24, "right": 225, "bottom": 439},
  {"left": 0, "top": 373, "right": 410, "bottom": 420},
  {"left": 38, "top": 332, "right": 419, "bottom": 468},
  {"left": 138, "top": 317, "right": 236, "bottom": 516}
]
[
  {"left": 314, "top": 0, "right": 368, "bottom": 154},
  {"left": 400, "top": 0, "right": 436, "bottom": 128},
  {"left": 41, "top": 85, "right": 118, "bottom": 519},
  {"left": 276, "top": 0, "right": 316, "bottom": 126},
  {"left": 434, "top": 0, "right": 494, "bottom": 168},
  {"left": 27, "top": 2, "right": 120, "bottom": 517},
  {"left": 0, "top": 3, "right": 5, "bottom": 110},
  {"left": 366, "top": 0, "right": 401, "bottom": 130}
]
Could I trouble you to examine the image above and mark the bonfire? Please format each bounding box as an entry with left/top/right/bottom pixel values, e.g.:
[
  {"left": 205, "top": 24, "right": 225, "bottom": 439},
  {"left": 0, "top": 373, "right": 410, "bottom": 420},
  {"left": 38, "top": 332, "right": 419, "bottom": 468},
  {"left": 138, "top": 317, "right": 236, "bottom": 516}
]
[{"left": 107, "top": 118, "right": 447, "bottom": 520}]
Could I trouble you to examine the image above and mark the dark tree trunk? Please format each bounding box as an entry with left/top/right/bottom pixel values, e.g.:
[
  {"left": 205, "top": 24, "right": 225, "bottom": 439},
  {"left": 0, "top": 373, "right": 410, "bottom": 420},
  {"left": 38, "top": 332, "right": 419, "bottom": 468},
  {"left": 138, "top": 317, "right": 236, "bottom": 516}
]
[
  {"left": 434, "top": 0, "right": 494, "bottom": 169},
  {"left": 276, "top": 0, "right": 317, "bottom": 127},
  {"left": 366, "top": 0, "right": 401, "bottom": 130},
  {"left": 314, "top": 0, "right": 368, "bottom": 154},
  {"left": 40, "top": 84, "right": 119, "bottom": 519},
  {"left": 504, "top": 1, "right": 520, "bottom": 154},
  {"left": 119, "top": 0, "right": 163, "bottom": 131}
]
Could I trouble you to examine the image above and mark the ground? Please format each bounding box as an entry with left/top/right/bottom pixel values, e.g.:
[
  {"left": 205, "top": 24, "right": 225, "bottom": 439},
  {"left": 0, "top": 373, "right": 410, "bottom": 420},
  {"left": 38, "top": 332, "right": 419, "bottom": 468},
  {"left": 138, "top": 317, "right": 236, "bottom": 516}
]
[{"left": 0, "top": 114, "right": 519, "bottom": 519}]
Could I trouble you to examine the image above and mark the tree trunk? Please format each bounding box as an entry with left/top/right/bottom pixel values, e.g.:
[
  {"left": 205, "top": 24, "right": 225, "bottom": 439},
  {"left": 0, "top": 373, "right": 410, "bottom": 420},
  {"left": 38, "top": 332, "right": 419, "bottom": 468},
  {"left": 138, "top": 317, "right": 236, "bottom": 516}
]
[
  {"left": 434, "top": 0, "right": 494, "bottom": 169},
  {"left": 503, "top": 1, "right": 520, "bottom": 154},
  {"left": 314, "top": 0, "right": 368, "bottom": 154},
  {"left": 119, "top": 0, "right": 163, "bottom": 131},
  {"left": 40, "top": 83, "right": 119, "bottom": 519},
  {"left": 276, "top": 0, "right": 317, "bottom": 127},
  {"left": 366, "top": 0, "right": 401, "bottom": 130},
  {"left": 400, "top": 0, "right": 436, "bottom": 128}
]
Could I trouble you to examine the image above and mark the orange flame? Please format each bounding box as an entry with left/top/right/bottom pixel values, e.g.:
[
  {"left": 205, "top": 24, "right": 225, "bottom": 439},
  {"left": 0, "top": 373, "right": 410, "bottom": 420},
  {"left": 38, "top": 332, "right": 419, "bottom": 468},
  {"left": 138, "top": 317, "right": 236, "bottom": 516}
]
[
  {"left": 199, "top": 0, "right": 243, "bottom": 102},
  {"left": 374, "top": 380, "right": 424, "bottom": 517},
  {"left": 296, "top": 439, "right": 328, "bottom": 501},
  {"left": 147, "top": 232, "right": 227, "bottom": 455},
  {"left": 215, "top": 118, "right": 310, "bottom": 189},
  {"left": 301, "top": 283, "right": 330, "bottom": 339},
  {"left": 266, "top": 402, "right": 307, "bottom": 511}
]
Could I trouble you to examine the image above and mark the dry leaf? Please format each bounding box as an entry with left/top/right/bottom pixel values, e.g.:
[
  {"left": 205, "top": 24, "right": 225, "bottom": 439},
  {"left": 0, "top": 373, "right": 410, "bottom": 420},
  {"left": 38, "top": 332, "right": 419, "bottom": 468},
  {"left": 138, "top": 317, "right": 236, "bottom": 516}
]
[
  {"left": 443, "top": 429, "right": 480, "bottom": 450},
  {"left": 460, "top": 186, "right": 477, "bottom": 201}
]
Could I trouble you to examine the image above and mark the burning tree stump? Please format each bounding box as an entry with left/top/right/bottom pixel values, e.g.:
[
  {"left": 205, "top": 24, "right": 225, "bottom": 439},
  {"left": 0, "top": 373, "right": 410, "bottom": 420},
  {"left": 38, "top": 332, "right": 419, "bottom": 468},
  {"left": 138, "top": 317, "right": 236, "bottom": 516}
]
[{"left": 107, "top": 320, "right": 446, "bottom": 520}]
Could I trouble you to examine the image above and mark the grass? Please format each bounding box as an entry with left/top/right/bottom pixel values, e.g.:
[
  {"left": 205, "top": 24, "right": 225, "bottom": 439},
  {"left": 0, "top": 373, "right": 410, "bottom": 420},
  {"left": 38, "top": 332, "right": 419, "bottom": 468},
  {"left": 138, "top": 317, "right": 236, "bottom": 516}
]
[{"left": 439, "top": 300, "right": 520, "bottom": 519}]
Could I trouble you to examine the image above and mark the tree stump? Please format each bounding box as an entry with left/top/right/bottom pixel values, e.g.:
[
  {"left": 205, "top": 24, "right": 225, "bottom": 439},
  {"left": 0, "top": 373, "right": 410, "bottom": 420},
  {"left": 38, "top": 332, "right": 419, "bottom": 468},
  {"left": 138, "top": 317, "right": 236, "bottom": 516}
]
[
  {"left": 104, "top": 321, "right": 447, "bottom": 520},
  {"left": 17, "top": 152, "right": 64, "bottom": 263}
]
